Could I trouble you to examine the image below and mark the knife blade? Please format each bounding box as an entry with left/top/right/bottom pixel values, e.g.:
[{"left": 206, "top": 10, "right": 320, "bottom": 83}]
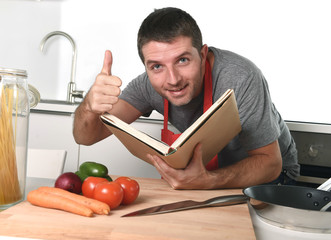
[{"left": 121, "top": 194, "right": 248, "bottom": 217}]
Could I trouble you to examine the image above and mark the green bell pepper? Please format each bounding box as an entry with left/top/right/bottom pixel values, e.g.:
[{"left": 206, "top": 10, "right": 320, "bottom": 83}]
[{"left": 75, "top": 161, "right": 112, "bottom": 182}]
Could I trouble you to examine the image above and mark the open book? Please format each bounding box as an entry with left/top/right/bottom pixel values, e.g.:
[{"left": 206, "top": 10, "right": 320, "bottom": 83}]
[{"left": 100, "top": 89, "right": 242, "bottom": 169}]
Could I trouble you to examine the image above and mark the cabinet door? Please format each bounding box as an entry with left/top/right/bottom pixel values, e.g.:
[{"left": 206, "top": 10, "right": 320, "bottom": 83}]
[{"left": 28, "top": 112, "right": 79, "bottom": 173}]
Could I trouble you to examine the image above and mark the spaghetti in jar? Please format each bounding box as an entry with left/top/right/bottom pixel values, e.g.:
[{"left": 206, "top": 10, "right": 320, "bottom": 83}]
[{"left": 0, "top": 68, "right": 29, "bottom": 210}]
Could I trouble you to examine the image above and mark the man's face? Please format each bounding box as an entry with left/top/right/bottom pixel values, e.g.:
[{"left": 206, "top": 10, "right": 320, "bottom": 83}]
[{"left": 142, "top": 36, "right": 207, "bottom": 106}]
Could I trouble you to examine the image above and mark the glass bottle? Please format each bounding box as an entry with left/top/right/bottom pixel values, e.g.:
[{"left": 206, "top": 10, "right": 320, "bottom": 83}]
[{"left": 0, "top": 68, "right": 29, "bottom": 210}]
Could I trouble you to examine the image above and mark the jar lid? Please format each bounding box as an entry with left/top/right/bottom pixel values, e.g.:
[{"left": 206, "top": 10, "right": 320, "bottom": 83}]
[{"left": 0, "top": 68, "right": 28, "bottom": 77}]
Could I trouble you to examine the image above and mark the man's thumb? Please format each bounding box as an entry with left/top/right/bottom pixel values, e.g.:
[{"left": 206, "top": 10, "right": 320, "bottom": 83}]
[{"left": 101, "top": 50, "right": 112, "bottom": 75}]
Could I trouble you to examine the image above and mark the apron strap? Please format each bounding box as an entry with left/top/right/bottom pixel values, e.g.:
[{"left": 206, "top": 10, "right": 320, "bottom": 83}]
[
  {"left": 163, "top": 98, "right": 169, "bottom": 131},
  {"left": 203, "top": 59, "right": 213, "bottom": 112}
]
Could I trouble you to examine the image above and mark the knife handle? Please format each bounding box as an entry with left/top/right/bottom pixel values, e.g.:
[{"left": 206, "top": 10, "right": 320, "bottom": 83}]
[{"left": 203, "top": 194, "right": 248, "bottom": 207}]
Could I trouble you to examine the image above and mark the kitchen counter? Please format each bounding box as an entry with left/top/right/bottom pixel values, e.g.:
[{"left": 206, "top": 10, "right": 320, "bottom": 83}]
[
  {"left": 0, "top": 176, "right": 255, "bottom": 240},
  {"left": 31, "top": 100, "right": 165, "bottom": 121},
  {"left": 32, "top": 101, "right": 79, "bottom": 115}
]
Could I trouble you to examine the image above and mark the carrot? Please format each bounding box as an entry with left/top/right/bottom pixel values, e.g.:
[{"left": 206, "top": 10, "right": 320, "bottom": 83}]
[
  {"left": 37, "top": 186, "right": 110, "bottom": 215},
  {"left": 27, "top": 189, "right": 93, "bottom": 217}
]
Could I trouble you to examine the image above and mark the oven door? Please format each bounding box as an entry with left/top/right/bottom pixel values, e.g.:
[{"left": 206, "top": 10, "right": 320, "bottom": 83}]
[{"left": 286, "top": 121, "right": 331, "bottom": 187}]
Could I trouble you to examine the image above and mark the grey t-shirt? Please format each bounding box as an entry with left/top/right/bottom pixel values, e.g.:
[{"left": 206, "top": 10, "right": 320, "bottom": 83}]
[{"left": 119, "top": 47, "right": 300, "bottom": 179}]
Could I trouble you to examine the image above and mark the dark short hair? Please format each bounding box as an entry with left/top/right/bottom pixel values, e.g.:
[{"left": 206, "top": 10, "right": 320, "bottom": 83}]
[{"left": 137, "top": 7, "right": 203, "bottom": 63}]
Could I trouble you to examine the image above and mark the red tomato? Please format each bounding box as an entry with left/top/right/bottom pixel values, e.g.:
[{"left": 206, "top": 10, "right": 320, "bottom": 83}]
[
  {"left": 115, "top": 177, "right": 140, "bottom": 205},
  {"left": 93, "top": 181, "right": 123, "bottom": 209},
  {"left": 82, "top": 176, "right": 108, "bottom": 198}
]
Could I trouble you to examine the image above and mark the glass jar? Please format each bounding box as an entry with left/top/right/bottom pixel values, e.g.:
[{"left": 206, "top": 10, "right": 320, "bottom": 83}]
[{"left": 0, "top": 68, "right": 29, "bottom": 210}]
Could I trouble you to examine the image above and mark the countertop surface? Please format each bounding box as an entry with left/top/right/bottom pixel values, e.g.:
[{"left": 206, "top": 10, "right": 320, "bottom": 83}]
[{"left": 0, "top": 176, "right": 255, "bottom": 240}]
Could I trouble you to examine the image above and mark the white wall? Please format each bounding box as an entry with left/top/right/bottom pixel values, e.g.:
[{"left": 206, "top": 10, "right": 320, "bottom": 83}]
[
  {"left": 1, "top": 0, "right": 331, "bottom": 124},
  {"left": 0, "top": 0, "right": 63, "bottom": 98}
]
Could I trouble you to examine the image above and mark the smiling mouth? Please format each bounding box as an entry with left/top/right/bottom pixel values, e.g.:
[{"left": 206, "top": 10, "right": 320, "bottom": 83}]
[
  {"left": 168, "top": 85, "right": 187, "bottom": 93},
  {"left": 169, "top": 88, "right": 183, "bottom": 92}
]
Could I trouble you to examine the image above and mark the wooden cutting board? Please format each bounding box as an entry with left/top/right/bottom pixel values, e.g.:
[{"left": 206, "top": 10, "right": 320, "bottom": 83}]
[{"left": 0, "top": 176, "right": 255, "bottom": 240}]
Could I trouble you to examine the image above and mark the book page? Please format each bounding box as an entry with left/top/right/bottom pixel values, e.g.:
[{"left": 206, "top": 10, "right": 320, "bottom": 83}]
[
  {"left": 171, "top": 89, "right": 233, "bottom": 149},
  {"left": 101, "top": 114, "right": 171, "bottom": 155},
  {"left": 163, "top": 94, "right": 241, "bottom": 168}
]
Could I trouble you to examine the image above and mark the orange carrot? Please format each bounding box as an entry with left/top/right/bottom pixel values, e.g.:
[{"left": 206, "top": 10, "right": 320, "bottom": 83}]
[
  {"left": 37, "top": 186, "right": 110, "bottom": 215},
  {"left": 27, "top": 189, "right": 93, "bottom": 217}
]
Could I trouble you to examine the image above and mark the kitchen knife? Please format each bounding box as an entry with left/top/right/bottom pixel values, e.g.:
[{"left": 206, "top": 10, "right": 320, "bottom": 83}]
[{"left": 121, "top": 194, "right": 248, "bottom": 217}]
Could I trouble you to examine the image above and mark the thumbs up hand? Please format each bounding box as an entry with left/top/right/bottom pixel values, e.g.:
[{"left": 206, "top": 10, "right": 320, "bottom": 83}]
[{"left": 85, "top": 50, "right": 122, "bottom": 114}]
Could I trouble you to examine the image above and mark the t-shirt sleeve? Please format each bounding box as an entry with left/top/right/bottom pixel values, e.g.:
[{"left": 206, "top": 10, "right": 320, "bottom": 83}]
[
  {"left": 236, "top": 70, "right": 281, "bottom": 151},
  {"left": 119, "top": 73, "right": 155, "bottom": 115}
]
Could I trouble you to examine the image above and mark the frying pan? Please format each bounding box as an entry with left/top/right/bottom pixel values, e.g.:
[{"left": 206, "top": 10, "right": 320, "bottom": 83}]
[{"left": 243, "top": 185, "right": 331, "bottom": 233}]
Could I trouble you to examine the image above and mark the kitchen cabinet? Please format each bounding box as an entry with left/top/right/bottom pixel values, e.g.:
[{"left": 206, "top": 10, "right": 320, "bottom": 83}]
[
  {"left": 29, "top": 106, "right": 164, "bottom": 178},
  {"left": 28, "top": 111, "right": 79, "bottom": 173}
]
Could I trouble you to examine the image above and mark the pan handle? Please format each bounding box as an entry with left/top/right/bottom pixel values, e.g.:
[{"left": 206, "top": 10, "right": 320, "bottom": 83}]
[
  {"left": 202, "top": 194, "right": 249, "bottom": 207},
  {"left": 317, "top": 177, "right": 331, "bottom": 192},
  {"left": 320, "top": 201, "right": 331, "bottom": 212}
]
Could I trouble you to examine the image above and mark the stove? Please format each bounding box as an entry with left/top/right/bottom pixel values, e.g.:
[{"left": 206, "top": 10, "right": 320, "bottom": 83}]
[{"left": 286, "top": 121, "right": 331, "bottom": 186}]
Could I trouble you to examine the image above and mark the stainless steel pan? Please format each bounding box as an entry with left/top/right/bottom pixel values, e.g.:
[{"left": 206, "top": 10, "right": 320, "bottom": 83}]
[{"left": 244, "top": 185, "right": 331, "bottom": 233}]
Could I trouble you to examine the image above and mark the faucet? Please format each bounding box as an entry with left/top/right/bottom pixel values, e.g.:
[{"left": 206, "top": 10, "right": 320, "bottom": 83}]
[{"left": 40, "top": 31, "right": 84, "bottom": 103}]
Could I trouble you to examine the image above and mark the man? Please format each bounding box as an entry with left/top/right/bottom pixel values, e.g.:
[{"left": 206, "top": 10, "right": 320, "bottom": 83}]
[{"left": 73, "top": 7, "right": 299, "bottom": 189}]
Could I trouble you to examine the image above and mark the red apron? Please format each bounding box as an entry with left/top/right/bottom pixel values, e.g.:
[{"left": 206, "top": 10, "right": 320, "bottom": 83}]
[{"left": 161, "top": 60, "right": 219, "bottom": 171}]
